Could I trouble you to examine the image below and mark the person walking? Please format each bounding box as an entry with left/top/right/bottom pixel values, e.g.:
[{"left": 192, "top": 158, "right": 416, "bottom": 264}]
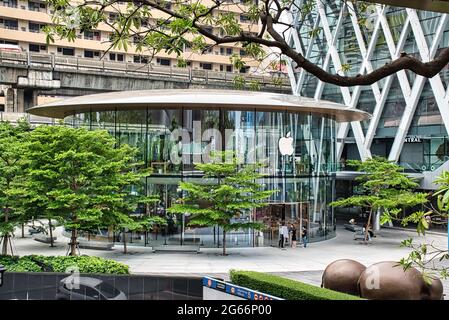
[
  {"left": 290, "top": 224, "right": 297, "bottom": 248},
  {"left": 302, "top": 226, "right": 308, "bottom": 248}
]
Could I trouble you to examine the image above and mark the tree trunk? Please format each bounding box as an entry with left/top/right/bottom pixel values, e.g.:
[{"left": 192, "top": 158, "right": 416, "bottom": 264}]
[
  {"left": 123, "top": 230, "right": 127, "bottom": 254},
  {"left": 222, "top": 229, "right": 227, "bottom": 256},
  {"left": 1, "top": 235, "right": 9, "bottom": 256},
  {"left": 21, "top": 223, "right": 25, "bottom": 238},
  {"left": 2, "top": 208, "right": 12, "bottom": 255},
  {"left": 365, "top": 209, "right": 373, "bottom": 244},
  {"left": 69, "top": 227, "right": 78, "bottom": 256},
  {"left": 48, "top": 218, "right": 54, "bottom": 247},
  {"left": 108, "top": 226, "right": 113, "bottom": 243}
]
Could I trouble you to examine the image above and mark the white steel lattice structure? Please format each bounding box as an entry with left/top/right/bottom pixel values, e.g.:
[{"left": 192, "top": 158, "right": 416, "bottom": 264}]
[{"left": 286, "top": 1, "right": 449, "bottom": 172}]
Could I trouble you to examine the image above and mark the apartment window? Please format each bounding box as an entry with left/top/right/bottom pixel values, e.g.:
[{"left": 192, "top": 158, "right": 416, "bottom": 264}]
[
  {"left": 200, "top": 63, "right": 212, "bottom": 70},
  {"left": 157, "top": 58, "right": 171, "bottom": 66},
  {"left": 28, "top": 1, "right": 46, "bottom": 12},
  {"left": 29, "top": 22, "right": 45, "bottom": 33},
  {"left": 57, "top": 47, "right": 74, "bottom": 56},
  {"left": 226, "top": 65, "right": 232, "bottom": 72},
  {"left": 29, "top": 43, "right": 39, "bottom": 52},
  {"left": 84, "top": 50, "right": 100, "bottom": 58},
  {"left": 240, "top": 49, "right": 247, "bottom": 57},
  {"left": 109, "top": 53, "right": 124, "bottom": 61},
  {"left": 240, "top": 15, "right": 251, "bottom": 23},
  {"left": 0, "top": 19, "right": 18, "bottom": 30},
  {"left": 0, "top": 39, "right": 17, "bottom": 45},
  {"left": 108, "top": 13, "right": 118, "bottom": 23},
  {"left": 133, "top": 35, "right": 142, "bottom": 44},
  {"left": 1, "top": 0, "right": 18, "bottom": 8},
  {"left": 226, "top": 48, "right": 233, "bottom": 56},
  {"left": 220, "top": 47, "right": 225, "bottom": 55},
  {"left": 84, "top": 30, "right": 101, "bottom": 41},
  {"left": 29, "top": 44, "right": 46, "bottom": 52},
  {"left": 140, "top": 18, "right": 148, "bottom": 28},
  {"left": 134, "top": 55, "right": 148, "bottom": 64},
  {"left": 239, "top": 66, "right": 250, "bottom": 73}
]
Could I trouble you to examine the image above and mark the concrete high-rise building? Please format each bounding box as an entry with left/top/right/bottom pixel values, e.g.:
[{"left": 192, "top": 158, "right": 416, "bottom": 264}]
[
  {"left": 0, "top": 0, "right": 270, "bottom": 112},
  {"left": 0, "top": 0, "right": 259, "bottom": 72},
  {"left": 286, "top": 0, "right": 449, "bottom": 191}
]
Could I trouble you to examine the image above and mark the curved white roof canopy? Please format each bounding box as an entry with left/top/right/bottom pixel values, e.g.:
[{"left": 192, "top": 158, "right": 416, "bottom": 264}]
[{"left": 27, "top": 89, "right": 370, "bottom": 122}]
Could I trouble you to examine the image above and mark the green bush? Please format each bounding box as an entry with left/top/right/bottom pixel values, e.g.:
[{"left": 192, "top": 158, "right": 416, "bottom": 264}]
[
  {"left": 0, "top": 255, "right": 129, "bottom": 274},
  {"left": 230, "top": 270, "right": 361, "bottom": 300}
]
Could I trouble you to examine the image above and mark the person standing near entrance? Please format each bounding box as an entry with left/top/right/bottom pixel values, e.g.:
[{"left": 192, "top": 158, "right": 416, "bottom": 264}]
[
  {"left": 302, "top": 226, "right": 308, "bottom": 248},
  {"left": 278, "top": 223, "right": 288, "bottom": 249},
  {"left": 290, "top": 224, "right": 297, "bottom": 248},
  {"left": 278, "top": 223, "right": 284, "bottom": 249}
]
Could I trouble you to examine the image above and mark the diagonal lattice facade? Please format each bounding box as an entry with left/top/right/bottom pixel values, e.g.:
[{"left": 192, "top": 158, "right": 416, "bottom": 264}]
[{"left": 286, "top": 1, "right": 449, "bottom": 172}]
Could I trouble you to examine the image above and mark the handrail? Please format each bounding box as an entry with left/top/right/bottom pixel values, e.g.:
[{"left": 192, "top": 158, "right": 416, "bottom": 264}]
[
  {"left": 0, "top": 112, "right": 56, "bottom": 125},
  {"left": 0, "top": 51, "right": 290, "bottom": 88}
]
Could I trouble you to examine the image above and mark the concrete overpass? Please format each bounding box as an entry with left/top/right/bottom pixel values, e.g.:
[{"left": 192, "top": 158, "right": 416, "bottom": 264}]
[{"left": 0, "top": 51, "right": 291, "bottom": 112}]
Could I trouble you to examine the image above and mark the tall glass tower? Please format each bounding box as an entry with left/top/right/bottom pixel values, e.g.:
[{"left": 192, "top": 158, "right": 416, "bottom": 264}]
[{"left": 286, "top": 0, "right": 449, "bottom": 174}]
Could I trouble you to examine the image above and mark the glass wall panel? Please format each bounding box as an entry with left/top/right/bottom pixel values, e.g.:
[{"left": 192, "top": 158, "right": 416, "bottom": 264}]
[
  {"left": 147, "top": 109, "right": 182, "bottom": 174},
  {"left": 66, "top": 107, "right": 338, "bottom": 247}
]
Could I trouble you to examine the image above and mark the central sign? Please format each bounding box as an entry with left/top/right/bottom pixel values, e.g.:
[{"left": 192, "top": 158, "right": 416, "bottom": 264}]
[{"left": 404, "top": 136, "right": 422, "bottom": 143}]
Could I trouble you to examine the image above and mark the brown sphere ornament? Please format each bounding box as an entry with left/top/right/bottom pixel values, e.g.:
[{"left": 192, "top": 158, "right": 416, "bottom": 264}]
[
  {"left": 321, "top": 259, "right": 366, "bottom": 296},
  {"left": 422, "top": 276, "right": 444, "bottom": 300},
  {"left": 358, "top": 261, "right": 443, "bottom": 300}
]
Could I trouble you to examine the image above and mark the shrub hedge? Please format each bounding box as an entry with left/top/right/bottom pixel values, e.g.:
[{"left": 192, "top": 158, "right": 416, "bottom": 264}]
[
  {"left": 230, "top": 270, "right": 361, "bottom": 300},
  {"left": 0, "top": 255, "right": 129, "bottom": 274}
]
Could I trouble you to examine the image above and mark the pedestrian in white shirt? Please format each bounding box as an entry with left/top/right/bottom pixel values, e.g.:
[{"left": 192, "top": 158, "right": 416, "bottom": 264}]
[{"left": 278, "top": 223, "right": 289, "bottom": 250}]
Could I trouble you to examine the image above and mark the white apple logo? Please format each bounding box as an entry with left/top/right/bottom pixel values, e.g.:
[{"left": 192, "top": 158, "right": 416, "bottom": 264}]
[{"left": 278, "top": 132, "right": 294, "bottom": 156}]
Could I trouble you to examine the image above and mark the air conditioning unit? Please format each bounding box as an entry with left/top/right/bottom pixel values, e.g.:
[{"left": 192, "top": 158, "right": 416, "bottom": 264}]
[
  {"left": 21, "top": 5, "right": 25, "bottom": 9},
  {"left": 21, "top": 27, "right": 26, "bottom": 31}
]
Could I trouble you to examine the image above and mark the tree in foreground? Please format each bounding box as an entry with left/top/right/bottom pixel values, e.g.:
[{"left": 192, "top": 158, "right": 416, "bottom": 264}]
[
  {"left": 21, "top": 125, "right": 153, "bottom": 256},
  {"left": 108, "top": 191, "right": 166, "bottom": 254},
  {"left": 43, "top": 0, "right": 449, "bottom": 87},
  {"left": 382, "top": 171, "right": 449, "bottom": 282},
  {"left": 330, "top": 157, "right": 428, "bottom": 243},
  {"left": 168, "top": 152, "right": 276, "bottom": 255},
  {"left": 0, "top": 120, "right": 30, "bottom": 255}
]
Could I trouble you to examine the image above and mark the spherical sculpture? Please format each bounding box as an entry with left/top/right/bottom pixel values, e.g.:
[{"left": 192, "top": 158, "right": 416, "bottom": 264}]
[
  {"left": 358, "top": 261, "right": 439, "bottom": 300},
  {"left": 321, "top": 259, "right": 366, "bottom": 295},
  {"left": 422, "top": 277, "right": 444, "bottom": 300}
]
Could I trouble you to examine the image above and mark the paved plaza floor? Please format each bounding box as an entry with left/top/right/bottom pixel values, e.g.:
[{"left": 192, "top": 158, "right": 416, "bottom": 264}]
[{"left": 8, "top": 224, "right": 449, "bottom": 298}]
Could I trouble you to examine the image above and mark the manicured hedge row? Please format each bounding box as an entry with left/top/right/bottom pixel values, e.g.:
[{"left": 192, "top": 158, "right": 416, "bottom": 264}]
[
  {"left": 0, "top": 255, "right": 129, "bottom": 274},
  {"left": 230, "top": 270, "right": 361, "bottom": 300}
]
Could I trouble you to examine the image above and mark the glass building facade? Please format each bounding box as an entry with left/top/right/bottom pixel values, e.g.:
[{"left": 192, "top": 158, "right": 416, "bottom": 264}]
[
  {"left": 288, "top": 1, "right": 449, "bottom": 174},
  {"left": 64, "top": 107, "right": 338, "bottom": 247}
]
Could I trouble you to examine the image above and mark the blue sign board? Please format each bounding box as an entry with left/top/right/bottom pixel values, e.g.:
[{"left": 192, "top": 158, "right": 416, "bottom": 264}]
[{"left": 202, "top": 276, "right": 283, "bottom": 300}]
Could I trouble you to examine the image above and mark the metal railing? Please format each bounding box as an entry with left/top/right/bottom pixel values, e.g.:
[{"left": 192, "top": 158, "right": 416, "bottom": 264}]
[
  {"left": 0, "top": 112, "right": 56, "bottom": 125},
  {"left": 0, "top": 51, "right": 290, "bottom": 88}
]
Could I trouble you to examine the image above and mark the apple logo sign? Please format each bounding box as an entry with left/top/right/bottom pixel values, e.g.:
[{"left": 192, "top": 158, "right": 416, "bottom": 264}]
[{"left": 278, "top": 132, "right": 294, "bottom": 156}]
